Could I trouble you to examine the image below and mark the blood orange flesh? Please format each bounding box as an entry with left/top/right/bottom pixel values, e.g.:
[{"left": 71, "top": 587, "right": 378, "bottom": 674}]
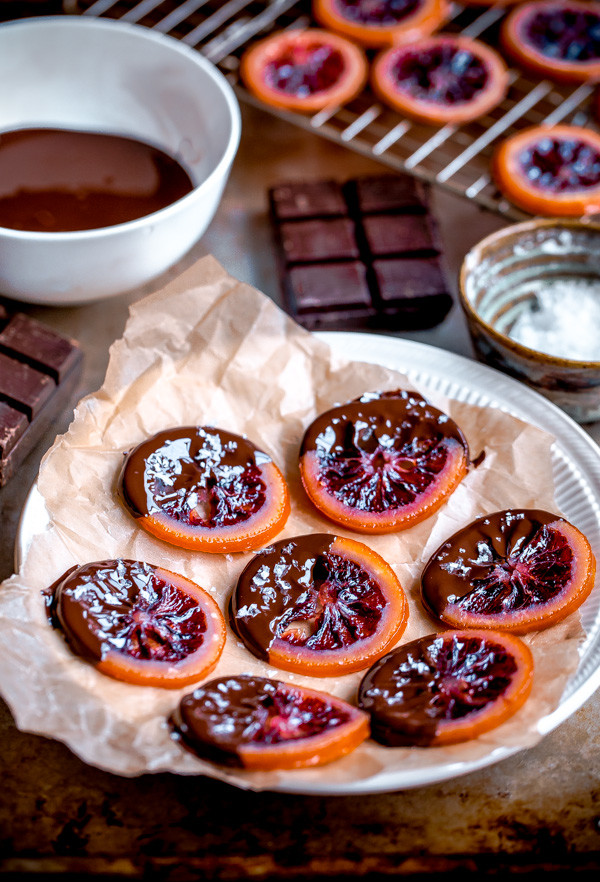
[
  {"left": 492, "top": 125, "right": 600, "bottom": 217},
  {"left": 358, "top": 628, "right": 534, "bottom": 746},
  {"left": 230, "top": 533, "right": 408, "bottom": 676},
  {"left": 170, "top": 674, "right": 370, "bottom": 769},
  {"left": 501, "top": 0, "right": 600, "bottom": 83},
  {"left": 47, "top": 559, "right": 226, "bottom": 688},
  {"left": 299, "top": 389, "right": 469, "bottom": 533},
  {"left": 421, "top": 509, "right": 596, "bottom": 633},
  {"left": 118, "top": 425, "right": 290, "bottom": 553},
  {"left": 313, "top": 0, "right": 450, "bottom": 48},
  {"left": 239, "top": 28, "right": 368, "bottom": 113},
  {"left": 371, "top": 36, "right": 509, "bottom": 125}
]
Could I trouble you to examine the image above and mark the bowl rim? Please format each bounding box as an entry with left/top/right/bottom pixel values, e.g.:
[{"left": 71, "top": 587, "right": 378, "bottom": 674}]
[
  {"left": 0, "top": 14, "right": 242, "bottom": 241},
  {"left": 458, "top": 217, "right": 600, "bottom": 369}
]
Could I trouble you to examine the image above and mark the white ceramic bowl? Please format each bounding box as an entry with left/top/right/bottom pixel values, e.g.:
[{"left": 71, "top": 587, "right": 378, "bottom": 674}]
[{"left": 0, "top": 16, "right": 241, "bottom": 305}]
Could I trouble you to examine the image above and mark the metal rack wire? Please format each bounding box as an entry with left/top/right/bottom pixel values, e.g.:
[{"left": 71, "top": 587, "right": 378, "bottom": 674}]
[{"left": 73, "top": 0, "right": 599, "bottom": 219}]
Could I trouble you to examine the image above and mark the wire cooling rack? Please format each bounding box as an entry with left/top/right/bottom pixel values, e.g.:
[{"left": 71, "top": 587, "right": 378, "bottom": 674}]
[{"left": 73, "top": 0, "right": 600, "bottom": 219}]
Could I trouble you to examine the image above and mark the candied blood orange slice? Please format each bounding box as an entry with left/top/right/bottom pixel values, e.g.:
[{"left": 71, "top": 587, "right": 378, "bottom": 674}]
[
  {"left": 118, "top": 426, "right": 290, "bottom": 553},
  {"left": 492, "top": 124, "right": 600, "bottom": 217},
  {"left": 47, "top": 559, "right": 226, "bottom": 688},
  {"left": 230, "top": 533, "right": 408, "bottom": 676},
  {"left": 170, "top": 674, "right": 370, "bottom": 770},
  {"left": 299, "top": 389, "right": 469, "bottom": 533},
  {"left": 371, "top": 36, "right": 509, "bottom": 125},
  {"left": 421, "top": 509, "right": 596, "bottom": 633},
  {"left": 313, "top": 0, "right": 450, "bottom": 48},
  {"left": 501, "top": 0, "right": 600, "bottom": 84},
  {"left": 239, "top": 28, "right": 368, "bottom": 113},
  {"left": 358, "top": 628, "right": 534, "bottom": 746}
]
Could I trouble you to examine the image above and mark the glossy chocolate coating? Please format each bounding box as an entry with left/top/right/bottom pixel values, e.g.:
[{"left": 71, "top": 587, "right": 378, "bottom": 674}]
[
  {"left": 118, "top": 426, "right": 272, "bottom": 528},
  {"left": 171, "top": 674, "right": 352, "bottom": 767},
  {"left": 301, "top": 389, "right": 467, "bottom": 514},
  {"left": 358, "top": 630, "right": 518, "bottom": 746},
  {"left": 0, "top": 128, "right": 193, "bottom": 232},
  {"left": 47, "top": 559, "right": 208, "bottom": 664},
  {"left": 421, "top": 509, "right": 565, "bottom": 620},
  {"left": 231, "top": 533, "right": 386, "bottom": 661},
  {"left": 302, "top": 388, "right": 464, "bottom": 458}
]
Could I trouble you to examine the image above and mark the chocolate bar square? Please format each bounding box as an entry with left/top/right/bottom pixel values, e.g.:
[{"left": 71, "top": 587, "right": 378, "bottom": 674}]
[
  {"left": 269, "top": 179, "right": 347, "bottom": 220},
  {"left": 348, "top": 174, "right": 430, "bottom": 214},
  {"left": 269, "top": 173, "right": 452, "bottom": 332},
  {"left": 362, "top": 214, "right": 439, "bottom": 257},
  {"left": 373, "top": 258, "right": 452, "bottom": 328},
  {"left": 0, "top": 307, "right": 83, "bottom": 486},
  {"left": 279, "top": 218, "right": 359, "bottom": 264}
]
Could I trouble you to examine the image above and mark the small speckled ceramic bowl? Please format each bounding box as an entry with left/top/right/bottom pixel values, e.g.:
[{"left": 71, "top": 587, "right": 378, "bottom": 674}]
[{"left": 459, "top": 219, "right": 600, "bottom": 424}]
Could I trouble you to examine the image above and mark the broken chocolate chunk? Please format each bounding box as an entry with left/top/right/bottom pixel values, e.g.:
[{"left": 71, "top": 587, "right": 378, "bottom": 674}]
[
  {"left": 0, "top": 306, "right": 83, "bottom": 486},
  {"left": 269, "top": 173, "right": 452, "bottom": 331}
]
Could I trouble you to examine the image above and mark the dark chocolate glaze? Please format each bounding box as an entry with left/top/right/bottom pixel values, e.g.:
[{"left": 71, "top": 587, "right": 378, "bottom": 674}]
[
  {"left": 0, "top": 128, "right": 193, "bottom": 232},
  {"left": 230, "top": 533, "right": 387, "bottom": 662},
  {"left": 421, "top": 509, "right": 566, "bottom": 620},
  {"left": 170, "top": 674, "right": 352, "bottom": 767},
  {"left": 300, "top": 389, "right": 468, "bottom": 513},
  {"left": 47, "top": 559, "right": 208, "bottom": 664},
  {"left": 358, "top": 630, "right": 517, "bottom": 746},
  {"left": 118, "top": 426, "right": 272, "bottom": 529}
]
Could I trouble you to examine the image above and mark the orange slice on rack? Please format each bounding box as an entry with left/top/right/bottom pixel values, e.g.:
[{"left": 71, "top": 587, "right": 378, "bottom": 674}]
[
  {"left": 313, "top": 0, "right": 450, "bottom": 48},
  {"left": 371, "top": 35, "right": 509, "bottom": 125},
  {"left": 48, "top": 559, "right": 226, "bottom": 688},
  {"left": 358, "top": 629, "right": 534, "bottom": 746},
  {"left": 239, "top": 28, "right": 368, "bottom": 113},
  {"left": 492, "top": 124, "right": 600, "bottom": 217},
  {"left": 501, "top": 0, "right": 600, "bottom": 84},
  {"left": 171, "top": 674, "right": 370, "bottom": 770}
]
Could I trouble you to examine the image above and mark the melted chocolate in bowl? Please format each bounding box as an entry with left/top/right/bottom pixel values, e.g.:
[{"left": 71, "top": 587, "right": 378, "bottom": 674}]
[
  {"left": 47, "top": 559, "right": 208, "bottom": 664},
  {"left": 0, "top": 128, "right": 194, "bottom": 232},
  {"left": 119, "top": 426, "right": 272, "bottom": 530},
  {"left": 231, "top": 533, "right": 388, "bottom": 661}
]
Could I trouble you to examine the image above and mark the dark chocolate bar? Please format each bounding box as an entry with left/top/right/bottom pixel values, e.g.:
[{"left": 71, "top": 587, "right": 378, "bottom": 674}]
[
  {"left": 0, "top": 306, "right": 83, "bottom": 486},
  {"left": 269, "top": 174, "right": 453, "bottom": 331}
]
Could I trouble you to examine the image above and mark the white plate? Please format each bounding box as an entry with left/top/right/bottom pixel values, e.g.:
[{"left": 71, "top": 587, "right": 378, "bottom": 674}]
[{"left": 15, "top": 332, "right": 600, "bottom": 794}]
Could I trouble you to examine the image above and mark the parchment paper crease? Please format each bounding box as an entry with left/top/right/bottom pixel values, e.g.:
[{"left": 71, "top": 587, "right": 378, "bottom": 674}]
[{"left": 0, "top": 255, "right": 583, "bottom": 792}]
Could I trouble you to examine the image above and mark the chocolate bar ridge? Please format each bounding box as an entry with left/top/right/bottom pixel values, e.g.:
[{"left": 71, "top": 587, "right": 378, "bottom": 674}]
[
  {"left": 269, "top": 174, "right": 453, "bottom": 332},
  {"left": 0, "top": 304, "right": 83, "bottom": 486}
]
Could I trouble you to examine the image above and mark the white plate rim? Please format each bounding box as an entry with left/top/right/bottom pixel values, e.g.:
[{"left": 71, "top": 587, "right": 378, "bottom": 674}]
[{"left": 14, "top": 331, "right": 600, "bottom": 795}]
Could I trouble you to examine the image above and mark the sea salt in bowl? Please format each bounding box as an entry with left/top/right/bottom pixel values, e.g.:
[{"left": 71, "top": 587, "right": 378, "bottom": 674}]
[
  {"left": 0, "top": 15, "right": 240, "bottom": 304},
  {"left": 459, "top": 219, "right": 600, "bottom": 424}
]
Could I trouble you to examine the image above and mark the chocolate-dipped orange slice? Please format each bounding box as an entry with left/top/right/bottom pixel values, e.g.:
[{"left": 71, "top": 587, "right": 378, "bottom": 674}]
[
  {"left": 171, "top": 674, "right": 370, "bottom": 770},
  {"left": 299, "top": 390, "right": 469, "bottom": 533},
  {"left": 47, "top": 559, "right": 226, "bottom": 688},
  {"left": 230, "top": 533, "right": 408, "bottom": 676},
  {"left": 358, "top": 629, "right": 534, "bottom": 746},
  {"left": 421, "top": 509, "right": 596, "bottom": 633},
  {"left": 118, "top": 426, "right": 290, "bottom": 553}
]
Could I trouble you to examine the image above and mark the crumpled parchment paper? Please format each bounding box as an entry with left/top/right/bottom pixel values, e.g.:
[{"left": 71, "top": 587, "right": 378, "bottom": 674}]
[{"left": 0, "top": 255, "right": 583, "bottom": 792}]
